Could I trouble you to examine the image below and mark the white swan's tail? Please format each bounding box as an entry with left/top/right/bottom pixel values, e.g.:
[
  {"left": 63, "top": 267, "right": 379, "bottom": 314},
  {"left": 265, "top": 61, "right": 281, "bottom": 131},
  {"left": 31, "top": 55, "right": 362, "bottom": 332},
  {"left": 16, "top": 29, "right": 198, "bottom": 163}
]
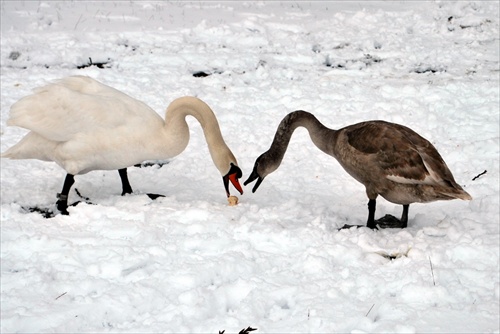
[{"left": 1, "top": 132, "right": 55, "bottom": 161}]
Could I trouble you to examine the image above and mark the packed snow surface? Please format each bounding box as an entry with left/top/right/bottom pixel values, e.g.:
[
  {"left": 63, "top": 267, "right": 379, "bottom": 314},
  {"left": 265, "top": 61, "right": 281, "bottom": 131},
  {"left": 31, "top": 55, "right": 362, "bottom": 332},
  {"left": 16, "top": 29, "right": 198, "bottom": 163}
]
[{"left": 1, "top": 1, "right": 499, "bottom": 333}]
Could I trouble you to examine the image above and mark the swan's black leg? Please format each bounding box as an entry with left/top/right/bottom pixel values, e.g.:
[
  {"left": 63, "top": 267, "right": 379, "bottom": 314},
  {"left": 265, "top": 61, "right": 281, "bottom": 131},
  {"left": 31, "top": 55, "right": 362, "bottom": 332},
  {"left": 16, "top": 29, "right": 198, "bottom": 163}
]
[
  {"left": 56, "top": 174, "right": 75, "bottom": 215},
  {"left": 400, "top": 204, "right": 409, "bottom": 228},
  {"left": 118, "top": 168, "right": 133, "bottom": 195},
  {"left": 367, "top": 199, "right": 378, "bottom": 229}
]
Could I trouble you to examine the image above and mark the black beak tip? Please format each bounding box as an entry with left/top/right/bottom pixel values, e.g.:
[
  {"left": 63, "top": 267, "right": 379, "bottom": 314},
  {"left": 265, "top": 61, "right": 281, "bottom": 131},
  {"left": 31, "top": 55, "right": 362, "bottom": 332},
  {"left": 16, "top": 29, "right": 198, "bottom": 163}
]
[
  {"left": 243, "top": 169, "right": 262, "bottom": 190},
  {"left": 250, "top": 176, "right": 263, "bottom": 193}
]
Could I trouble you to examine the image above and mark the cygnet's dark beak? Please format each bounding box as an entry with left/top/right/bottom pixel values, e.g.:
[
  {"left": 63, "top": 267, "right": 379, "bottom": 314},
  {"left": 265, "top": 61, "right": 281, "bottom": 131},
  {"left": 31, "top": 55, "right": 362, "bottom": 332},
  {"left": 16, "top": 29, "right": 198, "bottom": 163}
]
[{"left": 244, "top": 167, "right": 264, "bottom": 193}]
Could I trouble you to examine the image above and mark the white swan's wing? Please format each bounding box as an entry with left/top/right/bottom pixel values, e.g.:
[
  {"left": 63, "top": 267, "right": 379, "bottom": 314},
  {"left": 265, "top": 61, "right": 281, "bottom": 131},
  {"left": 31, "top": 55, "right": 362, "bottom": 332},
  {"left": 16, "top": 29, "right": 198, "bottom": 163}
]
[{"left": 7, "top": 76, "right": 162, "bottom": 142}]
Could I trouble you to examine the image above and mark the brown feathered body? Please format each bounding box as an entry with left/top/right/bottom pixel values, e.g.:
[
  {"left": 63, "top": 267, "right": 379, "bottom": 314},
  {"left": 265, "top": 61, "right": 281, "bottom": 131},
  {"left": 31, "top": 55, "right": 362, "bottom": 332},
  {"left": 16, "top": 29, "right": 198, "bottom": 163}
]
[
  {"left": 247, "top": 110, "right": 471, "bottom": 207},
  {"left": 329, "top": 120, "right": 471, "bottom": 204}
]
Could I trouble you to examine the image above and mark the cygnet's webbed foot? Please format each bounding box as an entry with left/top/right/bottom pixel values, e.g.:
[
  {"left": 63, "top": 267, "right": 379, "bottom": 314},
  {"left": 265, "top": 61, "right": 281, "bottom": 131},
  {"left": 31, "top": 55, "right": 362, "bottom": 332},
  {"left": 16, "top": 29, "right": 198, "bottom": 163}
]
[
  {"left": 375, "top": 214, "right": 407, "bottom": 229},
  {"left": 366, "top": 200, "right": 409, "bottom": 229},
  {"left": 338, "top": 224, "right": 377, "bottom": 231}
]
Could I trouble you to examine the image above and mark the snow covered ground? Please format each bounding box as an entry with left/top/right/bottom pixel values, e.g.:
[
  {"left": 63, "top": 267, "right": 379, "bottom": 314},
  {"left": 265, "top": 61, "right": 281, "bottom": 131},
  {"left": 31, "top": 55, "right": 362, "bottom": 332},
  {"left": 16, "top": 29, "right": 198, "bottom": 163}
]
[{"left": 1, "top": 1, "right": 499, "bottom": 333}]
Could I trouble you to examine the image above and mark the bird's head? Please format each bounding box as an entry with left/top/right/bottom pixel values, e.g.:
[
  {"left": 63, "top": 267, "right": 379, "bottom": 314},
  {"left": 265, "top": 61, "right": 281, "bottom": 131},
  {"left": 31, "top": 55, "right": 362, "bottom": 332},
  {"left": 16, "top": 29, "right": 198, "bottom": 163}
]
[{"left": 243, "top": 151, "right": 279, "bottom": 193}]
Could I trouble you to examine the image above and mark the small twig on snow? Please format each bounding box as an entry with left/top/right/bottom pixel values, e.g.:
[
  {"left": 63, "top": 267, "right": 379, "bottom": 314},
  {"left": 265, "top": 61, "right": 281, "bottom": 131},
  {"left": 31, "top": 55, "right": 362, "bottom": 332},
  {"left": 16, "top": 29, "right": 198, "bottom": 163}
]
[
  {"left": 429, "top": 256, "right": 436, "bottom": 286},
  {"left": 365, "top": 303, "right": 375, "bottom": 317},
  {"left": 472, "top": 170, "right": 487, "bottom": 181},
  {"left": 74, "top": 14, "right": 83, "bottom": 30},
  {"left": 55, "top": 292, "right": 67, "bottom": 300}
]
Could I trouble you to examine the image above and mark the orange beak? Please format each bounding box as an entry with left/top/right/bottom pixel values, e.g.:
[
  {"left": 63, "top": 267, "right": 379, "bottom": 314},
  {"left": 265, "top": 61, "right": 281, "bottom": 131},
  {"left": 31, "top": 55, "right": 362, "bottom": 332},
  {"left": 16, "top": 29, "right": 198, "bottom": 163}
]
[
  {"left": 223, "top": 163, "right": 244, "bottom": 197},
  {"left": 229, "top": 172, "right": 243, "bottom": 195}
]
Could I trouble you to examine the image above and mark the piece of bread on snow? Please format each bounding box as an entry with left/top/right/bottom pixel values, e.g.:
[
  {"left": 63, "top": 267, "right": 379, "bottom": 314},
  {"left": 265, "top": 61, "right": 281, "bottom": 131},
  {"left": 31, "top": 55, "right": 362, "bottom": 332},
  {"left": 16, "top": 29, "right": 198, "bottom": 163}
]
[{"left": 228, "top": 196, "right": 239, "bottom": 206}]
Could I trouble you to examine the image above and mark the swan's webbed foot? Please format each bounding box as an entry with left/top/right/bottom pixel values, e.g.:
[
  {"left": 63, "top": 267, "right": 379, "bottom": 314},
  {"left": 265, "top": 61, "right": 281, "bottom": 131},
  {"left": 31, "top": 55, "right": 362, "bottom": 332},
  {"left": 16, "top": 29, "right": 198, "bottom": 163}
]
[
  {"left": 56, "top": 193, "right": 69, "bottom": 215},
  {"left": 146, "top": 193, "right": 165, "bottom": 200},
  {"left": 55, "top": 188, "right": 94, "bottom": 216},
  {"left": 338, "top": 224, "right": 370, "bottom": 231},
  {"left": 367, "top": 200, "right": 409, "bottom": 229},
  {"left": 375, "top": 214, "right": 407, "bottom": 229}
]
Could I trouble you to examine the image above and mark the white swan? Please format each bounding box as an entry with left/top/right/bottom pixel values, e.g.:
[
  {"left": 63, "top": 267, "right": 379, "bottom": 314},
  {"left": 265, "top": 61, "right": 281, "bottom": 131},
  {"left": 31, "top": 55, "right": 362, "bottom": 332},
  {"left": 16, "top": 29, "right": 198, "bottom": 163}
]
[
  {"left": 244, "top": 110, "right": 471, "bottom": 229},
  {"left": 2, "top": 76, "right": 243, "bottom": 214}
]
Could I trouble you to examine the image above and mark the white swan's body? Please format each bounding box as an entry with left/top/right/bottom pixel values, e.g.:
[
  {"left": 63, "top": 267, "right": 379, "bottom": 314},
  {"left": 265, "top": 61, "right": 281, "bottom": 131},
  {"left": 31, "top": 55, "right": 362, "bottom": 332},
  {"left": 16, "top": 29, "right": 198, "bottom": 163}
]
[{"left": 2, "top": 76, "right": 243, "bottom": 213}]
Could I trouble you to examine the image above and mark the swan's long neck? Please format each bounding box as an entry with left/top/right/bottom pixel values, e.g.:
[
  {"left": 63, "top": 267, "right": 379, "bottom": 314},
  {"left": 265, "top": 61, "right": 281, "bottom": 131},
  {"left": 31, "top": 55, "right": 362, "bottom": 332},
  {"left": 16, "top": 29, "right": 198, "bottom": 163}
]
[
  {"left": 264, "top": 110, "right": 336, "bottom": 166},
  {"left": 164, "top": 96, "right": 236, "bottom": 175}
]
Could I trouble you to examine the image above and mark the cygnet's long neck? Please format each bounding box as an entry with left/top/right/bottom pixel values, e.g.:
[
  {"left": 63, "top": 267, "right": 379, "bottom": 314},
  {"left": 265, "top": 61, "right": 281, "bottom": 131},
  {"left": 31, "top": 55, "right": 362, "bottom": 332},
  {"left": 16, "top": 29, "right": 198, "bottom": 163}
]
[
  {"left": 264, "top": 110, "right": 337, "bottom": 166},
  {"left": 164, "top": 96, "right": 237, "bottom": 175}
]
